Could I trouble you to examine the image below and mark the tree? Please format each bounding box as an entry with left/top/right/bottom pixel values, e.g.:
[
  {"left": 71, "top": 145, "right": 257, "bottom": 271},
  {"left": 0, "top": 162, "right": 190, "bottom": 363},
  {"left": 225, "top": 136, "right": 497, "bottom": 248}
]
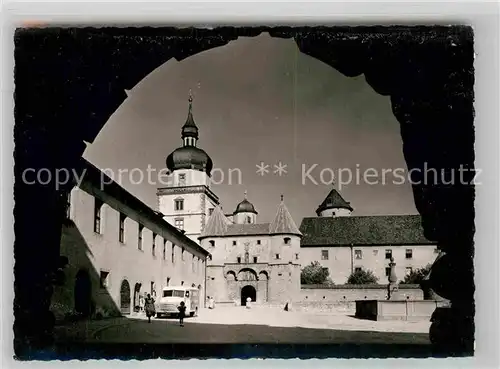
[
  {"left": 400, "top": 264, "right": 432, "bottom": 285},
  {"left": 300, "top": 261, "right": 334, "bottom": 285},
  {"left": 347, "top": 268, "right": 378, "bottom": 284}
]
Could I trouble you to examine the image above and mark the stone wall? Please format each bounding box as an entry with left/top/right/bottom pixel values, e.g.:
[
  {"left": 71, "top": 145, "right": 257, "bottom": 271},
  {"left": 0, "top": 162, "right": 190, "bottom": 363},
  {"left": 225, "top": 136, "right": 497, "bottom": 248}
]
[
  {"left": 52, "top": 182, "right": 208, "bottom": 323},
  {"left": 294, "top": 284, "right": 424, "bottom": 313}
]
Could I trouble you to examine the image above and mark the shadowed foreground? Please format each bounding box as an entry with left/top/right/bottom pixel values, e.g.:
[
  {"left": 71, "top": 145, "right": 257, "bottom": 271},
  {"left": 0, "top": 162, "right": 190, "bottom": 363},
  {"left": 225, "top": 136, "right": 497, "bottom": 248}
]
[{"left": 14, "top": 316, "right": 464, "bottom": 360}]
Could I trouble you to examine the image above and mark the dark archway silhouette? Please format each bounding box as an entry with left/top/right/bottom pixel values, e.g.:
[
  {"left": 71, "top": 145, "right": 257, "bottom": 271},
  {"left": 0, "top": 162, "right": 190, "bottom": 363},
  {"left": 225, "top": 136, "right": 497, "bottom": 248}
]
[
  {"left": 120, "top": 280, "right": 131, "bottom": 315},
  {"left": 74, "top": 270, "right": 92, "bottom": 317},
  {"left": 133, "top": 283, "right": 142, "bottom": 313},
  {"left": 13, "top": 26, "right": 475, "bottom": 355},
  {"left": 237, "top": 268, "right": 258, "bottom": 281},
  {"left": 241, "top": 285, "right": 257, "bottom": 306}
]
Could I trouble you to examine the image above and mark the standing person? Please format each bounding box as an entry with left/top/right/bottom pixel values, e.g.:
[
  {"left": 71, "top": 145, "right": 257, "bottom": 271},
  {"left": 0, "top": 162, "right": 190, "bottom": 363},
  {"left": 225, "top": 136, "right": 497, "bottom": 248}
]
[
  {"left": 144, "top": 293, "right": 156, "bottom": 323},
  {"left": 178, "top": 301, "right": 186, "bottom": 327},
  {"left": 139, "top": 294, "right": 145, "bottom": 313}
]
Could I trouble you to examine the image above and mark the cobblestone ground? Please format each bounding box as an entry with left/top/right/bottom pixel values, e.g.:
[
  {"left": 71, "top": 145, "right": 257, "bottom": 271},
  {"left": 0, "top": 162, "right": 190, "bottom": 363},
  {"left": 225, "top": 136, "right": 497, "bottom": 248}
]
[{"left": 54, "top": 307, "right": 431, "bottom": 345}]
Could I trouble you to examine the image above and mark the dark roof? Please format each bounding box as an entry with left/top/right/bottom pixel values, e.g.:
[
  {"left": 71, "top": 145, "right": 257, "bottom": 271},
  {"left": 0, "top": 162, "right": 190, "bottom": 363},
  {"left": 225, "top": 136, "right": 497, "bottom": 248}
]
[
  {"left": 200, "top": 223, "right": 271, "bottom": 239},
  {"left": 268, "top": 200, "right": 302, "bottom": 236},
  {"left": 233, "top": 198, "right": 258, "bottom": 215},
  {"left": 200, "top": 197, "right": 301, "bottom": 239},
  {"left": 226, "top": 223, "right": 271, "bottom": 236},
  {"left": 166, "top": 146, "right": 213, "bottom": 174},
  {"left": 166, "top": 96, "right": 213, "bottom": 174},
  {"left": 201, "top": 205, "right": 230, "bottom": 237},
  {"left": 316, "top": 189, "right": 353, "bottom": 215},
  {"left": 300, "top": 215, "right": 434, "bottom": 246}
]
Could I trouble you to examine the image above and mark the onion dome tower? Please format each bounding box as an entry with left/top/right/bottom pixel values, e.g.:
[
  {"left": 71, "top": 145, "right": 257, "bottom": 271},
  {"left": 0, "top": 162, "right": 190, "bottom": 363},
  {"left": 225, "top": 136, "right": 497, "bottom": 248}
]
[
  {"left": 166, "top": 93, "right": 213, "bottom": 176},
  {"left": 233, "top": 191, "right": 258, "bottom": 224}
]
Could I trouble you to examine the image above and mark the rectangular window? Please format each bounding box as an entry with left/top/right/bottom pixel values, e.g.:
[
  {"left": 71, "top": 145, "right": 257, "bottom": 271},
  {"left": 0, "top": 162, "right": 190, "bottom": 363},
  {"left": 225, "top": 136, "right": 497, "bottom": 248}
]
[
  {"left": 151, "top": 281, "right": 155, "bottom": 295},
  {"left": 163, "top": 240, "right": 167, "bottom": 260},
  {"left": 405, "top": 249, "right": 413, "bottom": 259},
  {"left": 275, "top": 253, "right": 281, "bottom": 260},
  {"left": 354, "top": 250, "right": 363, "bottom": 260},
  {"left": 99, "top": 271, "right": 109, "bottom": 289},
  {"left": 192, "top": 255, "right": 195, "bottom": 272},
  {"left": 138, "top": 224, "right": 143, "bottom": 250},
  {"left": 209, "top": 208, "right": 214, "bottom": 216},
  {"left": 385, "top": 249, "right": 392, "bottom": 259},
  {"left": 152, "top": 233, "right": 156, "bottom": 257},
  {"left": 175, "top": 199, "right": 184, "bottom": 211},
  {"left": 257, "top": 240, "right": 261, "bottom": 245},
  {"left": 178, "top": 174, "right": 186, "bottom": 186},
  {"left": 295, "top": 253, "right": 299, "bottom": 260},
  {"left": 355, "top": 267, "right": 362, "bottom": 273},
  {"left": 237, "top": 257, "right": 241, "bottom": 263},
  {"left": 119, "top": 213, "right": 126, "bottom": 243},
  {"left": 373, "top": 250, "right": 379, "bottom": 256},
  {"left": 406, "top": 267, "right": 413, "bottom": 275},
  {"left": 232, "top": 240, "right": 237, "bottom": 246},
  {"left": 175, "top": 218, "right": 184, "bottom": 230},
  {"left": 321, "top": 250, "right": 329, "bottom": 260},
  {"left": 172, "top": 244, "right": 175, "bottom": 263},
  {"left": 253, "top": 257, "right": 258, "bottom": 263},
  {"left": 94, "top": 198, "right": 103, "bottom": 234},
  {"left": 385, "top": 267, "right": 391, "bottom": 277}
]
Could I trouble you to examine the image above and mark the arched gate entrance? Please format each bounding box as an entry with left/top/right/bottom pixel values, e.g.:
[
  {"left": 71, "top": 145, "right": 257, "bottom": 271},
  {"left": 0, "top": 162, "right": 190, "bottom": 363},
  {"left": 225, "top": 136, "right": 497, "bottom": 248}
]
[
  {"left": 241, "top": 285, "right": 257, "bottom": 306},
  {"left": 120, "top": 279, "right": 131, "bottom": 315}
]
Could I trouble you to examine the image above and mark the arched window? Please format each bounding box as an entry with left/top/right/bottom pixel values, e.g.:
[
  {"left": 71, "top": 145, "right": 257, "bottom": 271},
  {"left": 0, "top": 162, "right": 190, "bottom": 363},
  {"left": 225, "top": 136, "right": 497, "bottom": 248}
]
[{"left": 284, "top": 237, "right": 291, "bottom": 245}]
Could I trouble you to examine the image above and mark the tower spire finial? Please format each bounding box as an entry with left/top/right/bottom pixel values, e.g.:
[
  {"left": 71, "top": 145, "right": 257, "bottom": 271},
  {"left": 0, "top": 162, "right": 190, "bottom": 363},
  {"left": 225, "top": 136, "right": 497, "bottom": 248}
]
[
  {"left": 244, "top": 190, "right": 247, "bottom": 200},
  {"left": 281, "top": 194, "right": 284, "bottom": 202}
]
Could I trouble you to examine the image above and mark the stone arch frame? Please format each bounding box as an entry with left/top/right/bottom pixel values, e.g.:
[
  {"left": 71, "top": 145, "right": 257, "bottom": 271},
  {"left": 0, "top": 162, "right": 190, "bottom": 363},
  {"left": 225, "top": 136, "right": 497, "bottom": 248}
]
[
  {"left": 226, "top": 270, "right": 237, "bottom": 281},
  {"left": 14, "top": 26, "right": 474, "bottom": 353},
  {"left": 258, "top": 270, "right": 269, "bottom": 281}
]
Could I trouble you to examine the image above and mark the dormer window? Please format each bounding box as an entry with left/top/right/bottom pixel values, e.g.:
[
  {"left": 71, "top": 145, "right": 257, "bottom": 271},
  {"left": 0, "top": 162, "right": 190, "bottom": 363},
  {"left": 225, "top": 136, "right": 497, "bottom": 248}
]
[{"left": 284, "top": 237, "right": 291, "bottom": 245}]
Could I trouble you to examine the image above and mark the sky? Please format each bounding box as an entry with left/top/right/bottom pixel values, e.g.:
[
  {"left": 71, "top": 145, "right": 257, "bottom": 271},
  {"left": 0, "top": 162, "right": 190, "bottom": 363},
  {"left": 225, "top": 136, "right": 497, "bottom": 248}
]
[{"left": 83, "top": 33, "right": 418, "bottom": 224}]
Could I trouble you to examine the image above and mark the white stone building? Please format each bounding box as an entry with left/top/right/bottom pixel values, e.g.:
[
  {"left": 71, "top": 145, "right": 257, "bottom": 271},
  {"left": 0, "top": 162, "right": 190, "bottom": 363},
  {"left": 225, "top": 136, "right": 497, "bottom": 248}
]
[{"left": 299, "top": 189, "right": 439, "bottom": 284}]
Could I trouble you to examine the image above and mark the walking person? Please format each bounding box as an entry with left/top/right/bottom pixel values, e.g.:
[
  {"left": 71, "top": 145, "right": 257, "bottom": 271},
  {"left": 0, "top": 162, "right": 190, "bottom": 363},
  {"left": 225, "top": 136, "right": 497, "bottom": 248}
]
[
  {"left": 144, "top": 293, "right": 156, "bottom": 323},
  {"left": 178, "top": 301, "right": 186, "bottom": 327}
]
